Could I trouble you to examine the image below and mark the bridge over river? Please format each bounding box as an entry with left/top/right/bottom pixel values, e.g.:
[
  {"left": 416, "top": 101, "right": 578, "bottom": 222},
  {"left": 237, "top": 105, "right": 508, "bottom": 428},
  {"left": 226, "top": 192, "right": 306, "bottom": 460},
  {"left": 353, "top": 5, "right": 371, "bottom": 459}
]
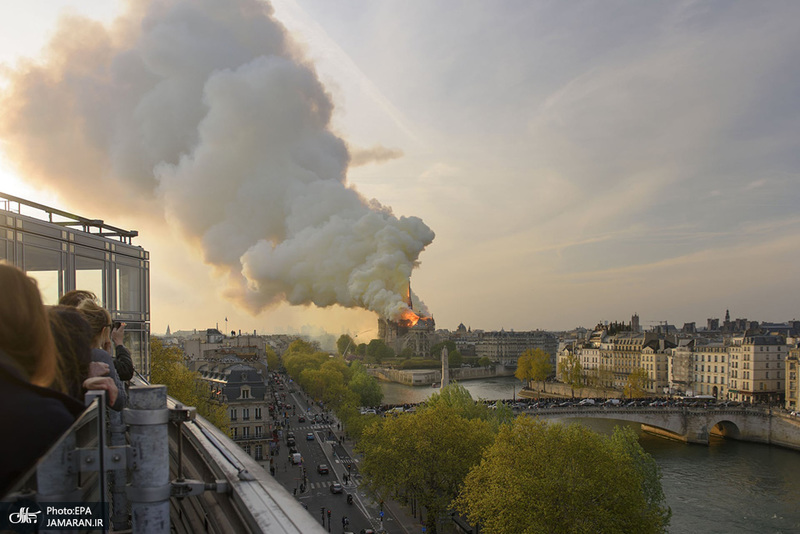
[{"left": 528, "top": 406, "right": 800, "bottom": 450}]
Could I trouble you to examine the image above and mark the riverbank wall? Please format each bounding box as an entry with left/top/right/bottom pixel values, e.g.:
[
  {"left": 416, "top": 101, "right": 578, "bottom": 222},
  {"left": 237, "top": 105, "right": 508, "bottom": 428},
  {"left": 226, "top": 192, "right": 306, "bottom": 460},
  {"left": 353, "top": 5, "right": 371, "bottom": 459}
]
[
  {"left": 369, "top": 365, "right": 514, "bottom": 386},
  {"left": 518, "top": 382, "right": 622, "bottom": 400}
]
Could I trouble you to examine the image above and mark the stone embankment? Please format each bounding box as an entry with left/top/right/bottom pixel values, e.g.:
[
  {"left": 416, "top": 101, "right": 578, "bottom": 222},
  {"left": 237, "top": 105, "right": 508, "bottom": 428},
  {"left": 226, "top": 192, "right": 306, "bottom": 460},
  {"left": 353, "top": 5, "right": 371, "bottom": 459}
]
[{"left": 368, "top": 366, "right": 514, "bottom": 386}]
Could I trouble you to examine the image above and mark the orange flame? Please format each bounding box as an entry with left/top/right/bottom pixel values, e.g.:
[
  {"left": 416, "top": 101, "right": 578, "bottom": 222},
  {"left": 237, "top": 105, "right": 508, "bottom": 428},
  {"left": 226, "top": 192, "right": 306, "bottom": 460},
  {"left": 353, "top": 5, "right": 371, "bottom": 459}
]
[{"left": 399, "top": 308, "right": 420, "bottom": 328}]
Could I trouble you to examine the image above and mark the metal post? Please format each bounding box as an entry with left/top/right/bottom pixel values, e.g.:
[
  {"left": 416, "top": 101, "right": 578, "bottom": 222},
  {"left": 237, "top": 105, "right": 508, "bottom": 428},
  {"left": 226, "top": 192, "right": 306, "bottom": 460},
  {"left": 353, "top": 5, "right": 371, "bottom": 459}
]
[
  {"left": 109, "top": 409, "right": 130, "bottom": 530},
  {"left": 126, "top": 385, "right": 170, "bottom": 534}
]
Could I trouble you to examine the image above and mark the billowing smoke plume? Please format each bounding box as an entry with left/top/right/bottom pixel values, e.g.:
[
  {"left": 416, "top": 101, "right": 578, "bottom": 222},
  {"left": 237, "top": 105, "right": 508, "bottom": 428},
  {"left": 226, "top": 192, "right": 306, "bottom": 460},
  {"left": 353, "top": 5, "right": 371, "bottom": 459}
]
[{"left": 0, "top": 0, "right": 434, "bottom": 321}]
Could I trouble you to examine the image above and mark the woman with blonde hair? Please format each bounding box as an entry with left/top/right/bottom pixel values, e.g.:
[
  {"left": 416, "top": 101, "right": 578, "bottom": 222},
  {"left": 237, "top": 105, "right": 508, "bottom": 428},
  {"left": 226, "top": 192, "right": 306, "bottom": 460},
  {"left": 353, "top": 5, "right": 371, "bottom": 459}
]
[
  {"left": 60, "top": 290, "right": 134, "bottom": 381},
  {"left": 76, "top": 299, "right": 128, "bottom": 411}
]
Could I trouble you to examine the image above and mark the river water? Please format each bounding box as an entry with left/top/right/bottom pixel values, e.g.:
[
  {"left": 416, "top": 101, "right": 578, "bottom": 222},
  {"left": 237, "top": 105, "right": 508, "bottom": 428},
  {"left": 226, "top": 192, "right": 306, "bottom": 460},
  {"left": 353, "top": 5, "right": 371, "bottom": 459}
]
[{"left": 380, "top": 376, "right": 800, "bottom": 534}]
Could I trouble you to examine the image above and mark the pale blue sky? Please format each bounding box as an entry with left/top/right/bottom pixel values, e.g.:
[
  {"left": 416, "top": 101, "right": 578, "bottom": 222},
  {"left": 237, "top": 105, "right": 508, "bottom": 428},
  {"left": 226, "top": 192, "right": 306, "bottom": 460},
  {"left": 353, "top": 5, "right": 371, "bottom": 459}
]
[{"left": 2, "top": 1, "right": 799, "bottom": 338}]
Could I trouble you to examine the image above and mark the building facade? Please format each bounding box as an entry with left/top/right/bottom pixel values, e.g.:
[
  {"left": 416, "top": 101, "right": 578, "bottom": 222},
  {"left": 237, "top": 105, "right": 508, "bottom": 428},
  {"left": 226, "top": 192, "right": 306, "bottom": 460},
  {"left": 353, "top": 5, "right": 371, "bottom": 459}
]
[{"left": 1, "top": 193, "right": 151, "bottom": 375}]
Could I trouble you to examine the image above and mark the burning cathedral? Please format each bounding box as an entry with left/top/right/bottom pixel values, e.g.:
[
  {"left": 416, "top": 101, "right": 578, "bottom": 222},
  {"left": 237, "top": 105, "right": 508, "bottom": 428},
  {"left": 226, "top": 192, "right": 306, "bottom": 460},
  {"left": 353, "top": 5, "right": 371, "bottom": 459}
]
[{"left": 378, "top": 282, "right": 436, "bottom": 358}]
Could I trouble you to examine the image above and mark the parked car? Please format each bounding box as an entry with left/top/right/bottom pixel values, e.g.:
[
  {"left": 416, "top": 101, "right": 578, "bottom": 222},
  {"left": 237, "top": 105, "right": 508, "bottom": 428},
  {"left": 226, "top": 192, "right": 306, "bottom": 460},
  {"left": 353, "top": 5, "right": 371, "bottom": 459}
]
[{"left": 330, "top": 482, "right": 343, "bottom": 494}]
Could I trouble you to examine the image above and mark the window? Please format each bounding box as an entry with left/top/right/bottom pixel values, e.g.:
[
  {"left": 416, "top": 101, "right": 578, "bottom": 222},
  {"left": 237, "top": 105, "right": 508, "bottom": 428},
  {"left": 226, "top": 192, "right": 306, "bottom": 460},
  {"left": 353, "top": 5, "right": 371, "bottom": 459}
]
[
  {"left": 255, "top": 445, "right": 263, "bottom": 461},
  {"left": 75, "top": 255, "right": 105, "bottom": 303},
  {"left": 232, "top": 428, "right": 238, "bottom": 439},
  {"left": 241, "top": 388, "right": 251, "bottom": 399},
  {"left": 230, "top": 408, "right": 237, "bottom": 421},
  {"left": 24, "top": 244, "right": 62, "bottom": 305},
  {"left": 243, "top": 427, "right": 250, "bottom": 439},
  {"left": 116, "top": 262, "right": 142, "bottom": 312},
  {"left": 244, "top": 445, "right": 251, "bottom": 455},
  {"left": 255, "top": 426, "right": 262, "bottom": 438},
  {"left": 243, "top": 408, "right": 250, "bottom": 420},
  {"left": 255, "top": 407, "right": 262, "bottom": 420}
]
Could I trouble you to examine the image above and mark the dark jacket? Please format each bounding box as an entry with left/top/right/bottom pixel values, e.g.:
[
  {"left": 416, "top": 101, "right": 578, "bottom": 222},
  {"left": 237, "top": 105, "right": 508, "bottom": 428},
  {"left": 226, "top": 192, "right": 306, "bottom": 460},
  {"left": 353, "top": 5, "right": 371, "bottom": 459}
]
[
  {"left": 91, "top": 348, "right": 127, "bottom": 410},
  {"left": 114, "top": 344, "right": 134, "bottom": 381},
  {"left": 0, "top": 354, "right": 85, "bottom": 496}
]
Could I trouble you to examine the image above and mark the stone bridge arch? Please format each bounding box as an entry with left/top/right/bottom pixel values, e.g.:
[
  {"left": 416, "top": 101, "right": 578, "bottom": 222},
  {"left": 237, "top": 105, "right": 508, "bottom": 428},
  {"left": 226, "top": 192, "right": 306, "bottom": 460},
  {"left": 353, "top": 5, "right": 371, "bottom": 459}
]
[{"left": 708, "top": 418, "right": 742, "bottom": 440}]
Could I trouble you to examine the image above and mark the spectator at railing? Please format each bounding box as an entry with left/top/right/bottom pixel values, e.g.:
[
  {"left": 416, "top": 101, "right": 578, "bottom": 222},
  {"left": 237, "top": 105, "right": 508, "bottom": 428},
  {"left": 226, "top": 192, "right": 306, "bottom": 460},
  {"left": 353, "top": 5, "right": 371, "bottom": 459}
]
[
  {"left": 60, "top": 290, "right": 134, "bottom": 381},
  {"left": 0, "top": 263, "right": 87, "bottom": 495},
  {"left": 75, "top": 299, "right": 128, "bottom": 410},
  {"left": 48, "top": 305, "right": 120, "bottom": 404}
]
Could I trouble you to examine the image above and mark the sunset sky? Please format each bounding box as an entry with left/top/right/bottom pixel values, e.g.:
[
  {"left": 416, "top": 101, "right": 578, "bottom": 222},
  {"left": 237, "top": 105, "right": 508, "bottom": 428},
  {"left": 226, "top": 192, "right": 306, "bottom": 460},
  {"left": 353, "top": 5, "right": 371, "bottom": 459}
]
[{"left": 2, "top": 1, "right": 799, "bottom": 343}]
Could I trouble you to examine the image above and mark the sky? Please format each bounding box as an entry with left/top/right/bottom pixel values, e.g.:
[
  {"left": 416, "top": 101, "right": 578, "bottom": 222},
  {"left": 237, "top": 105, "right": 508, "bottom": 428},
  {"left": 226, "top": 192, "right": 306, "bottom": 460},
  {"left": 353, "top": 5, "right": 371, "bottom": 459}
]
[{"left": 1, "top": 0, "right": 799, "bottom": 341}]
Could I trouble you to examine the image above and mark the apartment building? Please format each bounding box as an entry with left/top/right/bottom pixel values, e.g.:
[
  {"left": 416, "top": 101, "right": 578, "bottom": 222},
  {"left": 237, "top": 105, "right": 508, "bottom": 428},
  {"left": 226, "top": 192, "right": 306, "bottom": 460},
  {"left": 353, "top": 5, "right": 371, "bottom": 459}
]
[
  {"left": 198, "top": 363, "right": 269, "bottom": 467},
  {"left": 692, "top": 342, "right": 729, "bottom": 398},
  {"left": 728, "top": 333, "right": 786, "bottom": 404}
]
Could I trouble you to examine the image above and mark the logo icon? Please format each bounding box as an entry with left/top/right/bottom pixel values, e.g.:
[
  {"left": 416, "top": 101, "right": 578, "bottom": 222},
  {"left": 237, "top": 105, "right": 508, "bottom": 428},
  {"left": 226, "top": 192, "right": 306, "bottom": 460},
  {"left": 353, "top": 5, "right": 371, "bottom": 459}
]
[{"left": 9, "top": 506, "right": 41, "bottom": 524}]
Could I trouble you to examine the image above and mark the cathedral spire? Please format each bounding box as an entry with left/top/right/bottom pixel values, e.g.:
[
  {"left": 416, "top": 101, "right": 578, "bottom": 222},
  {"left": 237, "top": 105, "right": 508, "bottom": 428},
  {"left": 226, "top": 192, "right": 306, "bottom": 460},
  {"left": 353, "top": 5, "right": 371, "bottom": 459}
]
[{"left": 407, "top": 280, "right": 413, "bottom": 309}]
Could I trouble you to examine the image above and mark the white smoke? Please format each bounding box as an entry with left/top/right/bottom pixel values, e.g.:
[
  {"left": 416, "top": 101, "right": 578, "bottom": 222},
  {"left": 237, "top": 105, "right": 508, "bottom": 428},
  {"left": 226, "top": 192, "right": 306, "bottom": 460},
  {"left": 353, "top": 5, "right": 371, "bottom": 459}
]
[{"left": 0, "top": 0, "right": 434, "bottom": 321}]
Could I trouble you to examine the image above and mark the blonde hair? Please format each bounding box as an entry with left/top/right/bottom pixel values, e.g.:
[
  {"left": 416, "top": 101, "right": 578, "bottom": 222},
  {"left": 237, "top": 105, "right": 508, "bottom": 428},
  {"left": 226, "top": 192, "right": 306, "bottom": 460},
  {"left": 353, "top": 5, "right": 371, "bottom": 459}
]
[
  {"left": 76, "top": 299, "right": 112, "bottom": 347},
  {"left": 0, "top": 262, "right": 59, "bottom": 387}
]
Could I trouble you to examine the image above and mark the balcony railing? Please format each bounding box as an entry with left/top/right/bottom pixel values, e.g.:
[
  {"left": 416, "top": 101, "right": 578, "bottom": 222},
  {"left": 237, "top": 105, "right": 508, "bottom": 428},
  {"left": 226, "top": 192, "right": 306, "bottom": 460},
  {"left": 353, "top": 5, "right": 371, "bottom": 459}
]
[{"left": 1, "top": 381, "right": 325, "bottom": 533}]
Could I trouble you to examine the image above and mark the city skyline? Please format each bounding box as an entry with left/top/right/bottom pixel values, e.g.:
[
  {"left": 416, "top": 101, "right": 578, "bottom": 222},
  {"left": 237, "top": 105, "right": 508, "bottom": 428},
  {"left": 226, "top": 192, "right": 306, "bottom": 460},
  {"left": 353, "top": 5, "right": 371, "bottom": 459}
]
[{"left": 2, "top": 1, "right": 799, "bottom": 337}]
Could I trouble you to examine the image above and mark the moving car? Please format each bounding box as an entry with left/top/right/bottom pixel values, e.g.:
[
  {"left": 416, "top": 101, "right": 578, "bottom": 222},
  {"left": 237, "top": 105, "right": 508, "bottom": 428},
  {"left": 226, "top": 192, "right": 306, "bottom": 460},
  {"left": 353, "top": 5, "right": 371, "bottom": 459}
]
[
  {"left": 330, "top": 482, "right": 343, "bottom": 494},
  {"left": 307, "top": 432, "right": 315, "bottom": 441},
  {"left": 317, "top": 464, "right": 329, "bottom": 474}
]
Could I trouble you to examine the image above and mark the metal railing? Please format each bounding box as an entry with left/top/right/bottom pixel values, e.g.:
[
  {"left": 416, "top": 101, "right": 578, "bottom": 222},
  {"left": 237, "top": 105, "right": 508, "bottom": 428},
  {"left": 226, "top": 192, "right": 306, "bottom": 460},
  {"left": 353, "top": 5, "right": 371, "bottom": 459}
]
[{"left": 2, "top": 384, "right": 325, "bottom": 533}]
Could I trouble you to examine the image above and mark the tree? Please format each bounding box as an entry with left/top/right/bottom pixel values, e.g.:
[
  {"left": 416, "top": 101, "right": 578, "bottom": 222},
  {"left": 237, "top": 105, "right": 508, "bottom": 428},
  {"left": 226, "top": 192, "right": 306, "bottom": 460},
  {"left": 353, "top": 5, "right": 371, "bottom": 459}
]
[
  {"left": 477, "top": 357, "right": 492, "bottom": 369},
  {"left": 455, "top": 418, "right": 670, "bottom": 534},
  {"left": 448, "top": 349, "right": 463, "bottom": 368},
  {"left": 517, "top": 348, "right": 552, "bottom": 393},
  {"left": 358, "top": 402, "right": 495, "bottom": 533},
  {"left": 349, "top": 371, "right": 384, "bottom": 407},
  {"left": 150, "top": 338, "right": 229, "bottom": 431},
  {"left": 337, "top": 334, "right": 355, "bottom": 356},
  {"left": 558, "top": 351, "right": 584, "bottom": 398},
  {"left": 625, "top": 367, "right": 650, "bottom": 399},
  {"left": 264, "top": 345, "right": 280, "bottom": 372},
  {"left": 366, "top": 339, "right": 394, "bottom": 363},
  {"left": 515, "top": 353, "right": 532, "bottom": 388}
]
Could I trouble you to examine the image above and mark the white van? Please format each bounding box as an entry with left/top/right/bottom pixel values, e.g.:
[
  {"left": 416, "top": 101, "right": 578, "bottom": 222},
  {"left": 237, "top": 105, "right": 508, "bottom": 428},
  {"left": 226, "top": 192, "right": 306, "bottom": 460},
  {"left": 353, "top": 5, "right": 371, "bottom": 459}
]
[{"left": 291, "top": 453, "right": 302, "bottom": 465}]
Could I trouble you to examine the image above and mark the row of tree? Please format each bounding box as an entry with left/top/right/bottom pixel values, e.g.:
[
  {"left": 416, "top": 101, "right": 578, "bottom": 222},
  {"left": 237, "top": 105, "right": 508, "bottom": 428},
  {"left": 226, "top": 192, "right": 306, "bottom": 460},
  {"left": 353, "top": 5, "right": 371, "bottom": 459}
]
[
  {"left": 149, "top": 338, "right": 230, "bottom": 430},
  {"left": 355, "top": 383, "right": 671, "bottom": 533},
  {"left": 516, "top": 347, "right": 652, "bottom": 398}
]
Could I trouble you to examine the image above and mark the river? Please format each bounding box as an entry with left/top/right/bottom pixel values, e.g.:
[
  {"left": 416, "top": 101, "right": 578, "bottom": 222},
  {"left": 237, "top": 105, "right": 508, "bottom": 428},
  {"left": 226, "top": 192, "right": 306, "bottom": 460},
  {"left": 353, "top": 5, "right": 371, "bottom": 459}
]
[{"left": 380, "top": 376, "right": 800, "bottom": 534}]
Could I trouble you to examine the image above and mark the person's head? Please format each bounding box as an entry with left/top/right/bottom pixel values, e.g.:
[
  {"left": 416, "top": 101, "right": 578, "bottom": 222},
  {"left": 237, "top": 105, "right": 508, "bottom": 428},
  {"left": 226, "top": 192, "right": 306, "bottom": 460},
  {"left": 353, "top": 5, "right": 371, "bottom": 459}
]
[
  {"left": 0, "top": 261, "right": 58, "bottom": 387},
  {"left": 76, "top": 299, "right": 112, "bottom": 349},
  {"left": 59, "top": 289, "right": 98, "bottom": 308},
  {"left": 48, "top": 305, "right": 93, "bottom": 399}
]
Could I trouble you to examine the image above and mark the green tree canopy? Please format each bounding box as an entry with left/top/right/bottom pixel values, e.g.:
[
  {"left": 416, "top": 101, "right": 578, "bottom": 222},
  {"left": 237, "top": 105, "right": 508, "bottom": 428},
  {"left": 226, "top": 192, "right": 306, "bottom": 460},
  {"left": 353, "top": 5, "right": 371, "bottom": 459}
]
[
  {"left": 150, "top": 338, "right": 229, "bottom": 431},
  {"left": 264, "top": 345, "right": 280, "bottom": 372},
  {"left": 455, "top": 418, "right": 670, "bottom": 534},
  {"left": 477, "top": 357, "right": 492, "bottom": 368},
  {"left": 349, "top": 371, "right": 384, "bottom": 407},
  {"left": 366, "top": 339, "right": 394, "bottom": 363},
  {"left": 337, "top": 334, "right": 355, "bottom": 356},
  {"left": 358, "top": 402, "right": 495, "bottom": 533}
]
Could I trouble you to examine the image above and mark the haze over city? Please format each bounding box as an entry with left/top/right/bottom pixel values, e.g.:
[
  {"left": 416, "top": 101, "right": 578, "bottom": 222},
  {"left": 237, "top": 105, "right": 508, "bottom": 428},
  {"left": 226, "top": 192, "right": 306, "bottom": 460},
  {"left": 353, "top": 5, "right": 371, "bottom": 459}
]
[{"left": 1, "top": 0, "right": 798, "bottom": 340}]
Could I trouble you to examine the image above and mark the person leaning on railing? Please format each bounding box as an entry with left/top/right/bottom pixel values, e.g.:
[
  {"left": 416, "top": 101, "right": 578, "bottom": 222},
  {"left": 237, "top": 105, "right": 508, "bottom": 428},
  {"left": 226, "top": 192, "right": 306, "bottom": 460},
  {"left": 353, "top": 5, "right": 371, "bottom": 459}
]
[
  {"left": 0, "top": 262, "right": 118, "bottom": 496},
  {"left": 48, "top": 305, "right": 121, "bottom": 403},
  {"left": 74, "top": 299, "right": 128, "bottom": 411},
  {"left": 59, "top": 290, "right": 134, "bottom": 381}
]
